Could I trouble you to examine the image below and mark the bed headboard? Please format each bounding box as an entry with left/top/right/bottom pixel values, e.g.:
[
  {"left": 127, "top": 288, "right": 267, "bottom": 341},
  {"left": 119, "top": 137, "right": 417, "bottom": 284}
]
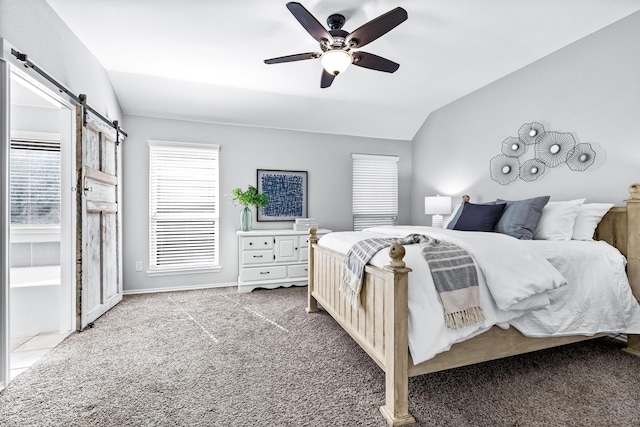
[
  {"left": 594, "top": 184, "right": 640, "bottom": 301},
  {"left": 461, "top": 184, "right": 639, "bottom": 301}
]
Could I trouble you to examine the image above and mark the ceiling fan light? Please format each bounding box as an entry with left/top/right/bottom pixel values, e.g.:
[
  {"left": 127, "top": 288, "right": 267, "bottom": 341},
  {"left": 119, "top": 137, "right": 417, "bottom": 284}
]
[{"left": 320, "top": 50, "right": 353, "bottom": 75}]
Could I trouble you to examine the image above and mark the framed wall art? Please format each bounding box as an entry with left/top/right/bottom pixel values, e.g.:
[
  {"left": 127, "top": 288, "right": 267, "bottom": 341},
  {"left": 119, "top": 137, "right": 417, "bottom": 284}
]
[{"left": 257, "top": 169, "right": 308, "bottom": 221}]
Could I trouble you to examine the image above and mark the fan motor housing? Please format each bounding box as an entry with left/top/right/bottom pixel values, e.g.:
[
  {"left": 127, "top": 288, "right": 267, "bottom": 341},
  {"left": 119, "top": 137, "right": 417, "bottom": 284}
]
[{"left": 327, "top": 13, "right": 346, "bottom": 30}]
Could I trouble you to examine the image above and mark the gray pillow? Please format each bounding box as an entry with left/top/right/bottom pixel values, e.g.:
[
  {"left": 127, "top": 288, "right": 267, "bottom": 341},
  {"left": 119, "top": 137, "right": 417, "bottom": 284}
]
[{"left": 495, "top": 196, "right": 550, "bottom": 239}]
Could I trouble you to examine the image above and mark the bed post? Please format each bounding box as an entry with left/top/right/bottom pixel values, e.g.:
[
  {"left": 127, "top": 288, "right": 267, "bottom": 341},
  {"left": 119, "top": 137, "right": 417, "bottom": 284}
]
[
  {"left": 306, "top": 227, "right": 319, "bottom": 314},
  {"left": 379, "top": 244, "right": 416, "bottom": 426},
  {"left": 626, "top": 184, "right": 640, "bottom": 300},
  {"left": 625, "top": 184, "right": 640, "bottom": 356}
]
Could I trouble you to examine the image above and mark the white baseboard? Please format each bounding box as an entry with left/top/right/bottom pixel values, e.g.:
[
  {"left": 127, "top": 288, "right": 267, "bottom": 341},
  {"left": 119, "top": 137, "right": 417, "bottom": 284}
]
[{"left": 123, "top": 282, "right": 237, "bottom": 295}]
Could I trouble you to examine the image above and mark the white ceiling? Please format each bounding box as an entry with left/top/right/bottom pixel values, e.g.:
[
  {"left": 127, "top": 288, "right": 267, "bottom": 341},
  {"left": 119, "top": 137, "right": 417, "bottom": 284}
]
[{"left": 45, "top": 0, "right": 640, "bottom": 141}]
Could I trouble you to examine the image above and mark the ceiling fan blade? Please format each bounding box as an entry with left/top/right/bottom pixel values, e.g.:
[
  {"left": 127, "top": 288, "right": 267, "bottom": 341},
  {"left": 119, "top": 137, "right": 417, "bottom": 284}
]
[
  {"left": 352, "top": 51, "right": 399, "bottom": 73},
  {"left": 286, "top": 2, "right": 333, "bottom": 44},
  {"left": 320, "top": 70, "right": 335, "bottom": 88},
  {"left": 264, "top": 52, "right": 320, "bottom": 64},
  {"left": 345, "top": 7, "right": 407, "bottom": 48}
]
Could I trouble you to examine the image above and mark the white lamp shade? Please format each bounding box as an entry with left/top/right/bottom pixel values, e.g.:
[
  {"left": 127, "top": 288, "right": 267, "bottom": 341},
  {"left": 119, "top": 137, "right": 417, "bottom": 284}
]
[
  {"left": 320, "top": 50, "right": 353, "bottom": 75},
  {"left": 424, "top": 196, "right": 452, "bottom": 215}
]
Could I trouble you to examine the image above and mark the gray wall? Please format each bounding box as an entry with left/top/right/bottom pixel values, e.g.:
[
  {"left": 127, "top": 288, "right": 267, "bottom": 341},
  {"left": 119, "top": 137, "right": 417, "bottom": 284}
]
[
  {"left": 411, "top": 11, "right": 640, "bottom": 225},
  {"left": 0, "top": 0, "right": 122, "bottom": 123},
  {"left": 122, "top": 115, "right": 412, "bottom": 292}
]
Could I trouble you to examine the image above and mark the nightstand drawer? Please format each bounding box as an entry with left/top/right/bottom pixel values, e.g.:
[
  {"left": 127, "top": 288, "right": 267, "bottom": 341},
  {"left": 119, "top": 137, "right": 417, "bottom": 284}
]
[
  {"left": 241, "top": 250, "right": 274, "bottom": 265},
  {"left": 288, "top": 264, "right": 309, "bottom": 278},
  {"left": 240, "top": 266, "right": 287, "bottom": 282}
]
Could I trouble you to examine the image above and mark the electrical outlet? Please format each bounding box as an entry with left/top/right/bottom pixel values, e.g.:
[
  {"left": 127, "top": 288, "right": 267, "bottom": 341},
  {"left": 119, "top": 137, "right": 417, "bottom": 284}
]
[{"left": 135, "top": 261, "right": 143, "bottom": 272}]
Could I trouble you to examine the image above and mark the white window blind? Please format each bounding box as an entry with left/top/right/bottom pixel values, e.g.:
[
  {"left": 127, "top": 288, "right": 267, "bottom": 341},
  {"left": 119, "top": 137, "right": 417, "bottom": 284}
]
[
  {"left": 10, "top": 139, "right": 61, "bottom": 226},
  {"left": 149, "top": 140, "right": 220, "bottom": 273},
  {"left": 352, "top": 154, "right": 399, "bottom": 231}
]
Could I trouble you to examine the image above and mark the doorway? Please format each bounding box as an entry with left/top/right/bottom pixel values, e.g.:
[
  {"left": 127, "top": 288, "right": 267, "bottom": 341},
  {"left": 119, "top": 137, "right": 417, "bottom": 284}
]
[{"left": 5, "top": 68, "right": 75, "bottom": 382}]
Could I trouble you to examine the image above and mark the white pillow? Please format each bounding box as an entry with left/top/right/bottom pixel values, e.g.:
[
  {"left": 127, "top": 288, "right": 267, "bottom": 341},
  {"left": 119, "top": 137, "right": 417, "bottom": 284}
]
[
  {"left": 533, "top": 199, "right": 585, "bottom": 240},
  {"left": 572, "top": 203, "right": 614, "bottom": 240}
]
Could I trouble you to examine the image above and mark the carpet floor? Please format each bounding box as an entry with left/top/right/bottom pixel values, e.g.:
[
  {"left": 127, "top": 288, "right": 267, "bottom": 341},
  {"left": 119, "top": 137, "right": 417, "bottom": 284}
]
[{"left": 1, "top": 286, "right": 639, "bottom": 426}]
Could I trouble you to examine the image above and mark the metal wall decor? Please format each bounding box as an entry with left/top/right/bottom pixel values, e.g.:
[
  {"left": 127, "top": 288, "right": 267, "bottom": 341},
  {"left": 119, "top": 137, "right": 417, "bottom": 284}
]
[
  {"left": 489, "top": 154, "right": 521, "bottom": 185},
  {"left": 490, "top": 122, "right": 597, "bottom": 185},
  {"left": 502, "top": 136, "right": 526, "bottom": 157},
  {"left": 567, "top": 143, "right": 596, "bottom": 171},
  {"left": 518, "top": 122, "right": 545, "bottom": 145},
  {"left": 519, "top": 159, "right": 546, "bottom": 182},
  {"left": 534, "top": 131, "right": 576, "bottom": 167}
]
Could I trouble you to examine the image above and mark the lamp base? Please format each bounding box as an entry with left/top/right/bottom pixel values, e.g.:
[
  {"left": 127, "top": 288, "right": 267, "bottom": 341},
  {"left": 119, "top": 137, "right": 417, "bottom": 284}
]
[{"left": 431, "top": 214, "right": 444, "bottom": 228}]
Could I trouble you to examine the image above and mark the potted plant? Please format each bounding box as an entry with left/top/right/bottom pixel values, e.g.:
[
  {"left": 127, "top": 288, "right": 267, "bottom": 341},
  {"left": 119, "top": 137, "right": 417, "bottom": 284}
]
[{"left": 232, "top": 185, "right": 269, "bottom": 231}]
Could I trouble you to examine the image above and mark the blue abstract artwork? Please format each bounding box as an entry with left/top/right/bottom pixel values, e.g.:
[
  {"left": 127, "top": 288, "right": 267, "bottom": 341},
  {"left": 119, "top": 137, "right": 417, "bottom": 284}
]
[{"left": 257, "top": 170, "right": 307, "bottom": 221}]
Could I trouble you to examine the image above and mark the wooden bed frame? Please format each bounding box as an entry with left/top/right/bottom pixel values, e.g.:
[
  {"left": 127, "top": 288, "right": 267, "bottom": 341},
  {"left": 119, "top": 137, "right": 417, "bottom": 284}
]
[{"left": 306, "top": 184, "right": 640, "bottom": 426}]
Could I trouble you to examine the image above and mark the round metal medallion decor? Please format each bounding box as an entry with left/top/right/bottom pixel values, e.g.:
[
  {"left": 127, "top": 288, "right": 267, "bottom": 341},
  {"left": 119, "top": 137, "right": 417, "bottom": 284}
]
[
  {"left": 566, "top": 143, "right": 596, "bottom": 171},
  {"left": 490, "top": 154, "right": 520, "bottom": 185},
  {"left": 490, "top": 122, "right": 598, "bottom": 185},
  {"left": 518, "top": 122, "right": 545, "bottom": 145},
  {"left": 534, "top": 131, "right": 576, "bottom": 168},
  {"left": 519, "top": 159, "right": 546, "bottom": 182},
  {"left": 501, "top": 136, "right": 526, "bottom": 157}
]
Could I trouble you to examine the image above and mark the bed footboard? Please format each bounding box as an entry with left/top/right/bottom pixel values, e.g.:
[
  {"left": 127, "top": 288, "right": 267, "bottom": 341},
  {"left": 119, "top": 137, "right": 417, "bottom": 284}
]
[
  {"left": 306, "top": 228, "right": 415, "bottom": 426},
  {"left": 596, "top": 187, "right": 640, "bottom": 356}
]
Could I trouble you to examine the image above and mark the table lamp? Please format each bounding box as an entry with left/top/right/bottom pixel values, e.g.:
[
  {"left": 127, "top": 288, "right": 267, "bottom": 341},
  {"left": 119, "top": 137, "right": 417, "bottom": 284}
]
[{"left": 424, "top": 195, "right": 452, "bottom": 228}]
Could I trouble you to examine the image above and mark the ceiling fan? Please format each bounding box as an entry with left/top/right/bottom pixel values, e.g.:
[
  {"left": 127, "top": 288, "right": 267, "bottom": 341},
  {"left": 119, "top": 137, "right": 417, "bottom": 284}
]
[{"left": 264, "top": 2, "right": 408, "bottom": 88}]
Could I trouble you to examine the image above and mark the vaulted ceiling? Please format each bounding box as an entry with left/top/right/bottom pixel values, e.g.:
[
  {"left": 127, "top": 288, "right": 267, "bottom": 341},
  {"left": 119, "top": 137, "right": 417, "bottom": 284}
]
[{"left": 45, "top": 0, "right": 640, "bottom": 141}]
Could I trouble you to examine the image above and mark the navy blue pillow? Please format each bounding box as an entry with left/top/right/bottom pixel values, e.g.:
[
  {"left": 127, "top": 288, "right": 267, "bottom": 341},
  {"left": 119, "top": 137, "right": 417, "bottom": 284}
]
[
  {"left": 446, "top": 203, "right": 465, "bottom": 229},
  {"left": 447, "top": 201, "right": 502, "bottom": 229},
  {"left": 453, "top": 202, "right": 506, "bottom": 232},
  {"left": 495, "top": 196, "right": 550, "bottom": 240}
]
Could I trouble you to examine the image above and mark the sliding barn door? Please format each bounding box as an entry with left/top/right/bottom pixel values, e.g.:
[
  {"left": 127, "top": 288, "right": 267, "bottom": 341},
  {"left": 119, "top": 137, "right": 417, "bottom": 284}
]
[{"left": 76, "top": 106, "right": 123, "bottom": 330}]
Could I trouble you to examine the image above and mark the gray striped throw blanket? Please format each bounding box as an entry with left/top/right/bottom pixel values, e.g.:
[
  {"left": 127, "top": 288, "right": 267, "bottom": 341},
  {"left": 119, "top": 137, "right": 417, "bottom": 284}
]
[{"left": 342, "top": 233, "right": 485, "bottom": 330}]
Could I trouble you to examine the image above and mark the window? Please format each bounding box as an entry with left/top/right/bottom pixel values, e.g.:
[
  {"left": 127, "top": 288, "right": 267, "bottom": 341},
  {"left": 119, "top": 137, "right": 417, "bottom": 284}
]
[
  {"left": 10, "top": 139, "right": 61, "bottom": 226},
  {"left": 149, "top": 140, "right": 220, "bottom": 274},
  {"left": 352, "top": 154, "right": 399, "bottom": 231}
]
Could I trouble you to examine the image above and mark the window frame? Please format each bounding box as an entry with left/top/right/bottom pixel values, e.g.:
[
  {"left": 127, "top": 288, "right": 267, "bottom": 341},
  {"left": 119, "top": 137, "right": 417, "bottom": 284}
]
[
  {"left": 352, "top": 153, "right": 399, "bottom": 231},
  {"left": 148, "top": 140, "right": 221, "bottom": 276}
]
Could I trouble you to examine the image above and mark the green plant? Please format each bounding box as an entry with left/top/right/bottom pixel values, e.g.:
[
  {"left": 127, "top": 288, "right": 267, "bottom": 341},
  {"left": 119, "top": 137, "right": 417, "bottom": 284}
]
[{"left": 231, "top": 185, "right": 269, "bottom": 209}]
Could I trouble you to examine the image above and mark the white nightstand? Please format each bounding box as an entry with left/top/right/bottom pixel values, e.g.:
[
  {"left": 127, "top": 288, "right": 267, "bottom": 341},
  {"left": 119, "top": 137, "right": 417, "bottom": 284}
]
[{"left": 237, "top": 228, "right": 331, "bottom": 293}]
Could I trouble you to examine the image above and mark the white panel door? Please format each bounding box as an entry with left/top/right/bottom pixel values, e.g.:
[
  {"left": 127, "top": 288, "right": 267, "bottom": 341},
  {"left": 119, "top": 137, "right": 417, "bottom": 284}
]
[{"left": 76, "top": 107, "right": 123, "bottom": 330}]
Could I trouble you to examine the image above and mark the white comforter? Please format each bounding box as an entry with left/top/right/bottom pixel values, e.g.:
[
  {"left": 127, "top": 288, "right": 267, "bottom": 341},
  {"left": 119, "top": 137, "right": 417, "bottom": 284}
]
[{"left": 318, "top": 225, "right": 640, "bottom": 364}]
